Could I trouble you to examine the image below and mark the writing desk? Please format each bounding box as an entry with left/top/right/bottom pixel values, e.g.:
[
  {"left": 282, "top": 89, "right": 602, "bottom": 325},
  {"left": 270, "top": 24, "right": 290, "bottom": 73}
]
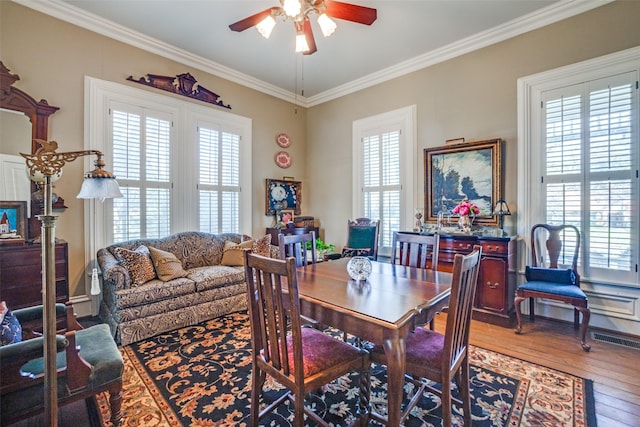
[{"left": 295, "top": 258, "right": 452, "bottom": 426}]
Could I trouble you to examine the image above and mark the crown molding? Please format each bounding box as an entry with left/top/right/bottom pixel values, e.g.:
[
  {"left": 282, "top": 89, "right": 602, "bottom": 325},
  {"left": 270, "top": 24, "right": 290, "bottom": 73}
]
[{"left": 13, "top": 0, "right": 612, "bottom": 108}]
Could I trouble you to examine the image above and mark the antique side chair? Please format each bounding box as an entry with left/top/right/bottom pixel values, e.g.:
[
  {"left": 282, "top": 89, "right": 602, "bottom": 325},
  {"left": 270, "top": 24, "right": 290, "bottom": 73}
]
[
  {"left": 341, "top": 218, "right": 380, "bottom": 260},
  {"left": 514, "top": 223, "right": 591, "bottom": 351}
]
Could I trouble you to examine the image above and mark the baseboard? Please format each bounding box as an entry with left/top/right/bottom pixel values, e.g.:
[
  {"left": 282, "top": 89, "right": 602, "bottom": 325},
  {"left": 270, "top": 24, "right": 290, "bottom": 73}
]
[{"left": 69, "top": 295, "right": 93, "bottom": 318}]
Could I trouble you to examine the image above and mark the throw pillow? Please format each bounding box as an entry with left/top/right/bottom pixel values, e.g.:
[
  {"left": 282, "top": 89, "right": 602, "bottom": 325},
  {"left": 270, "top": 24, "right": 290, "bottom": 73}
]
[
  {"left": 341, "top": 247, "right": 371, "bottom": 258},
  {"left": 1, "top": 301, "right": 22, "bottom": 346},
  {"left": 220, "top": 235, "right": 272, "bottom": 266},
  {"left": 148, "top": 246, "right": 188, "bottom": 281},
  {"left": 113, "top": 245, "right": 156, "bottom": 286},
  {"left": 525, "top": 266, "right": 577, "bottom": 285},
  {"left": 220, "top": 239, "right": 255, "bottom": 266}
]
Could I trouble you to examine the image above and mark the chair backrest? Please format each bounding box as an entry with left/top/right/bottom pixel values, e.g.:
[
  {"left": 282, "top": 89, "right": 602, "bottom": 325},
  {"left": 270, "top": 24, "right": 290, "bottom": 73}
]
[
  {"left": 443, "top": 245, "right": 482, "bottom": 372},
  {"left": 531, "top": 223, "right": 580, "bottom": 283},
  {"left": 391, "top": 231, "right": 440, "bottom": 269},
  {"left": 345, "top": 218, "right": 380, "bottom": 260},
  {"left": 244, "top": 251, "right": 305, "bottom": 382},
  {"left": 278, "top": 231, "right": 316, "bottom": 266}
]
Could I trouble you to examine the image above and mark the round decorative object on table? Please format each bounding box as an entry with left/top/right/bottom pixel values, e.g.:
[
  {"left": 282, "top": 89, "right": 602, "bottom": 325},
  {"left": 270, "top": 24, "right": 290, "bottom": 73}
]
[
  {"left": 274, "top": 151, "right": 292, "bottom": 168},
  {"left": 347, "top": 256, "right": 372, "bottom": 281},
  {"left": 276, "top": 133, "right": 291, "bottom": 148}
]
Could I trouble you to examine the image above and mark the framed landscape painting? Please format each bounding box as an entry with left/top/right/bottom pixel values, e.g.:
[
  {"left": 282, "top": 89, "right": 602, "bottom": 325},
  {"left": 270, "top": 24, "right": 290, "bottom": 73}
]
[{"left": 424, "top": 139, "right": 502, "bottom": 227}]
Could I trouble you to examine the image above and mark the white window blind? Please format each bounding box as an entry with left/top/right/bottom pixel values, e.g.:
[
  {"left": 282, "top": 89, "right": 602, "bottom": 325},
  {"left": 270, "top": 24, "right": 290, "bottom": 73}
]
[
  {"left": 198, "top": 125, "right": 241, "bottom": 234},
  {"left": 362, "top": 130, "right": 401, "bottom": 248},
  {"left": 111, "top": 107, "right": 172, "bottom": 241},
  {"left": 542, "top": 72, "right": 638, "bottom": 282}
]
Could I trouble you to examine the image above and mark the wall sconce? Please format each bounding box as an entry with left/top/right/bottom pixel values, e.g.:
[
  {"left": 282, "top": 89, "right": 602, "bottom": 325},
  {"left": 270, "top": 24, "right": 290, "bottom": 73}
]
[
  {"left": 491, "top": 199, "right": 511, "bottom": 230},
  {"left": 21, "top": 139, "right": 122, "bottom": 427}
]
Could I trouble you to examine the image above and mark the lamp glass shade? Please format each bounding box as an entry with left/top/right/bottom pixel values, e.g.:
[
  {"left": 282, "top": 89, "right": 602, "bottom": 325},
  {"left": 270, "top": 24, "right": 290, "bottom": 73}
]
[
  {"left": 282, "top": 0, "right": 301, "bottom": 17},
  {"left": 77, "top": 177, "right": 123, "bottom": 201},
  {"left": 256, "top": 15, "right": 276, "bottom": 38},
  {"left": 317, "top": 13, "right": 336, "bottom": 37}
]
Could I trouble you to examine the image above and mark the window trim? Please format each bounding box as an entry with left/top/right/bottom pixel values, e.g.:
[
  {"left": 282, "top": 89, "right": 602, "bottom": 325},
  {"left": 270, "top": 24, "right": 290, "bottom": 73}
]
[{"left": 517, "top": 46, "right": 640, "bottom": 287}]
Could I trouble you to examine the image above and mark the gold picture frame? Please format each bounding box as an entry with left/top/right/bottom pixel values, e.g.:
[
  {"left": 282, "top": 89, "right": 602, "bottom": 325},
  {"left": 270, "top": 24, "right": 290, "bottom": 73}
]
[{"left": 424, "top": 138, "right": 502, "bottom": 226}]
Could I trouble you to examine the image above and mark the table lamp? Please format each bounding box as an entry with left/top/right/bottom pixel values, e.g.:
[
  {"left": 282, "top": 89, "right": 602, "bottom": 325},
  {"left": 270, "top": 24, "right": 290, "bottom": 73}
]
[{"left": 491, "top": 199, "right": 511, "bottom": 231}]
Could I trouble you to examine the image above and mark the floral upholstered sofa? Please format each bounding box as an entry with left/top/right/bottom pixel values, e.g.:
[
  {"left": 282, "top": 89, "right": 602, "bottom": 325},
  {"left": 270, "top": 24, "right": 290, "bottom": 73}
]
[{"left": 97, "top": 231, "right": 272, "bottom": 345}]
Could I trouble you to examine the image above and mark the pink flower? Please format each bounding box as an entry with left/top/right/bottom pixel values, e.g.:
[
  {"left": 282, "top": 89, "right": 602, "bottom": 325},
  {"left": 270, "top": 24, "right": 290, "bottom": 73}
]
[{"left": 452, "top": 200, "right": 480, "bottom": 217}]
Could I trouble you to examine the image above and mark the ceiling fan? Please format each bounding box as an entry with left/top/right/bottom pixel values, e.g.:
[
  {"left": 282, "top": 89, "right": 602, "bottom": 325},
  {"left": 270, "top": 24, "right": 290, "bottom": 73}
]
[{"left": 229, "top": 0, "right": 377, "bottom": 55}]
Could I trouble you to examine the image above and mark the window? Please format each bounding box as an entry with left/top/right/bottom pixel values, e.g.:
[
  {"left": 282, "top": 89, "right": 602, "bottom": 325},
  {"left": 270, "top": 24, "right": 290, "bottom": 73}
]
[
  {"left": 518, "top": 48, "right": 640, "bottom": 287},
  {"left": 353, "top": 106, "right": 416, "bottom": 256},
  {"left": 84, "top": 77, "right": 251, "bottom": 270}
]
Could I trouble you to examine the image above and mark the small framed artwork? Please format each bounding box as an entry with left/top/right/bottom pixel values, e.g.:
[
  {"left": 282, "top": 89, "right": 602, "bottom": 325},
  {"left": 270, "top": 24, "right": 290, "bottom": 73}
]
[
  {"left": 279, "top": 210, "right": 295, "bottom": 225},
  {"left": 266, "top": 179, "right": 301, "bottom": 215},
  {"left": 424, "top": 138, "right": 502, "bottom": 226},
  {"left": 0, "top": 201, "right": 27, "bottom": 238}
]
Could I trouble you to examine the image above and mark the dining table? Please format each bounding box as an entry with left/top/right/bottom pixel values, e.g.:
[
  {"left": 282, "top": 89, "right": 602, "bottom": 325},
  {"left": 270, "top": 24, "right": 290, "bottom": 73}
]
[{"left": 295, "top": 257, "right": 453, "bottom": 426}]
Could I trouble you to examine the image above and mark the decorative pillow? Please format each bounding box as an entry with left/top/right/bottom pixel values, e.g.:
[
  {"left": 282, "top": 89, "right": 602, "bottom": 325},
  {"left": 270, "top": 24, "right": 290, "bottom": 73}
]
[
  {"left": 525, "top": 266, "right": 576, "bottom": 285},
  {"left": 221, "top": 235, "right": 272, "bottom": 266},
  {"left": 341, "top": 247, "right": 371, "bottom": 258},
  {"left": 113, "top": 245, "right": 156, "bottom": 286},
  {"left": 1, "top": 301, "right": 22, "bottom": 346},
  {"left": 148, "top": 246, "right": 188, "bottom": 281}
]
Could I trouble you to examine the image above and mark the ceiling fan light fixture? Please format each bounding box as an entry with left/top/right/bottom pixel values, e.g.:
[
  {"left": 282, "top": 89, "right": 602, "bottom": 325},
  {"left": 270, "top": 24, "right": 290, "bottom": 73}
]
[
  {"left": 295, "top": 31, "right": 310, "bottom": 52},
  {"left": 282, "top": 0, "right": 302, "bottom": 17},
  {"left": 317, "top": 13, "right": 336, "bottom": 37},
  {"left": 256, "top": 15, "right": 276, "bottom": 38}
]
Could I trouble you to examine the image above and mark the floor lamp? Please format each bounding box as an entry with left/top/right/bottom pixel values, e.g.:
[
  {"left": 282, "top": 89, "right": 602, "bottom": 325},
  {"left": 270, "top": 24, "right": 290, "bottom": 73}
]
[{"left": 21, "top": 139, "right": 122, "bottom": 427}]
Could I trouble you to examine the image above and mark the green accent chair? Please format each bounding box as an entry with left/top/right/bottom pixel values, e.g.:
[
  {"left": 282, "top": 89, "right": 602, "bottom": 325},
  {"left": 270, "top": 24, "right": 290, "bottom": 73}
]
[
  {"left": 341, "top": 218, "right": 380, "bottom": 260},
  {"left": 0, "top": 302, "right": 123, "bottom": 426}
]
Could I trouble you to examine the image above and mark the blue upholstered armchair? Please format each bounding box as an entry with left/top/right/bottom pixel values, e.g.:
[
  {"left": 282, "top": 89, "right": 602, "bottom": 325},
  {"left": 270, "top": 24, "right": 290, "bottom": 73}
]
[
  {"left": 341, "top": 217, "right": 380, "bottom": 260},
  {"left": 0, "top": 302, "right": 124, "bottom": 425},
  {"left": 514, "top": 223, "right": 591, "bottom": 351}
]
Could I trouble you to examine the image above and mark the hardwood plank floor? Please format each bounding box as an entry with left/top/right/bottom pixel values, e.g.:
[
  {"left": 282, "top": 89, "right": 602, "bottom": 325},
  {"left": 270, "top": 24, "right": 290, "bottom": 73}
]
[{"left": 433, "top": 313, "right": 640, "bottom": 427}]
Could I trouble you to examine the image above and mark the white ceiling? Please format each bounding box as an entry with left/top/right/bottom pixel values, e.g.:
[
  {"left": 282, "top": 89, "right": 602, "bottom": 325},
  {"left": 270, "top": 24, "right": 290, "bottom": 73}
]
[{"left": 17, "top": 0, "right": 609, "bottom": 106}]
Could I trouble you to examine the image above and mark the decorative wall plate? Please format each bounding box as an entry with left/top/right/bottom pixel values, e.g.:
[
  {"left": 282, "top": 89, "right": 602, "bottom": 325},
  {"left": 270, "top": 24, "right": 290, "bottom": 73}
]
[
  {"left": 276, "top": 133, "right": 291, "bottom": 148},
  {"left": 274, "top": 151, "right": 292, "bottom": 168}
]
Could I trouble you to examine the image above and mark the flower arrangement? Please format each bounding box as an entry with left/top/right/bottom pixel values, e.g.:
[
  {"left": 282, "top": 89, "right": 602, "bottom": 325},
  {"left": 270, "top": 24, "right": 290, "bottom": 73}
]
[{"left": 452, "top": 199, "right": 480, "bottom": 217}]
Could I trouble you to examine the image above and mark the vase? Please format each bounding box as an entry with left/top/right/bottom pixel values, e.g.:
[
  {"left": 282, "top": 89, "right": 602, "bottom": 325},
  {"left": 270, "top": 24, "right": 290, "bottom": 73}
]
[
  {"left": 458, "top": 215, "right": 472, "bottom": 233},
  {"left": 347, "top": 256, "right": 372, "bottom": 281}
]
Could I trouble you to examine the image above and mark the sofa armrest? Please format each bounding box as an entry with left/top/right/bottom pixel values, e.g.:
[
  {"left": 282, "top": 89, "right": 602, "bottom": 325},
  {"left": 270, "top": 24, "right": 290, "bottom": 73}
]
[{"left": 97, "top": 247, "right": 131, "bottom": 291}]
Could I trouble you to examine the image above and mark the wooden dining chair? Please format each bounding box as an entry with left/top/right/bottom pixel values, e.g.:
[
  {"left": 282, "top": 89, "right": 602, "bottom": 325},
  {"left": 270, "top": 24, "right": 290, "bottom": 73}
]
[
  {"left": 514, "top": 223, "right": 591, "bottom": 351},
  {"left": 391, "top": 231, "right": 440, "bottom": 270},
  {"left": 243, "top": 251, "right": 370, "bottom": 427},
  {"left": 278, "top": 231, "right": 317, "bottom": 266},
  {"left": 370, "top": 245, "right": 482, "bottom": 427}
]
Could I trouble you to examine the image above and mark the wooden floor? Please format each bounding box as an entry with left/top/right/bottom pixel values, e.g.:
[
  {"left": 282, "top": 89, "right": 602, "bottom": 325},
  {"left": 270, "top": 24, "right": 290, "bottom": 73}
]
[{"left": 433, "top": 314, "right": 640, "bottom": 427}]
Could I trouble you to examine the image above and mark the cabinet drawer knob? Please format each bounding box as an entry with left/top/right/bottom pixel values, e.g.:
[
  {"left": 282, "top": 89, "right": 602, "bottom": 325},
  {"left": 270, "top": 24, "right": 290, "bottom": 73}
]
[{"left": 487, "top": 281, "right": 500, "bottom": 289}]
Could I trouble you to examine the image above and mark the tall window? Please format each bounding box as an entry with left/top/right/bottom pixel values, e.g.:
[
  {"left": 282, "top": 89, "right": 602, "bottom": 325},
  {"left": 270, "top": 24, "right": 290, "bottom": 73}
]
[
  {"left": 519, "top": 49, "right": 639, "bottom": 287},
  {"left": 198, "top": 125, "right": 241, "bottom": 234},
  {"left": 111, "top": 105, "right": 173, "bottom": 241},
  {"left": 353, "top": 106, "right": 416, "bottom": 256}
]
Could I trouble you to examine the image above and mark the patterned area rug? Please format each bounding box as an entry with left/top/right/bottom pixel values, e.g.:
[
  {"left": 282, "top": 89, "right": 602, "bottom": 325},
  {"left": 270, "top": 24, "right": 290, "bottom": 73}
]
[{"left": 97, "top": 312, "right": 596, "bottom": 426}]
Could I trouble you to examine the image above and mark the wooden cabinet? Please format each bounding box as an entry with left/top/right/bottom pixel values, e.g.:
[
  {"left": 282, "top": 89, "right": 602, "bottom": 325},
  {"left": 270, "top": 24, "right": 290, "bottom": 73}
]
[
  {"left": 0, "top": 241, "right": 69, "bottom": 310},
  {"left": 426, "top": 233, "right": 517, "bottom": 327},
  {"left": 266, "top": 226, "right": 320, "bottom": 244}
]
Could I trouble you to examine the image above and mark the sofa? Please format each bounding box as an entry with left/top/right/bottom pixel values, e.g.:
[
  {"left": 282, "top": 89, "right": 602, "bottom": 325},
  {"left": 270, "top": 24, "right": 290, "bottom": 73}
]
[{"left": 97, "top": 231, "right": 273, "bottom": 345}]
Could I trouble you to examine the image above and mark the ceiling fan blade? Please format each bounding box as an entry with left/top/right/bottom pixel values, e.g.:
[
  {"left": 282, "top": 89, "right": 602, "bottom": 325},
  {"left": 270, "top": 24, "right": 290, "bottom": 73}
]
[
  {"left": 302, "top": 19, "right": 317, "bottom": 55},
  {"left": 324, "top": 1, "right": 377, "bottom": 25},
  {"left": 229, "top": 8, "right": 276, "bottom": 32}
]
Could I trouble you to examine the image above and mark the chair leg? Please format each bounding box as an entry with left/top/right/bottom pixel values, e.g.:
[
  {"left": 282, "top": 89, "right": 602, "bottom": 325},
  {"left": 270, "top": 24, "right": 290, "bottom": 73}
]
[
  {"left": 357, "top": 364, "right": 371, "bottom": 426},
  {"left": 460, "top": 359, "right": 472, "bottom": 427},
  {"left": 577, "top": 306, "right": 592, "bottom": 352},
  {"left": 529, "top": 297, "right": 535, "bottom": 321},
  {"left": 251, "top": 367, "right": 265, "bottom": 425},
  {"left": 514, "top": 296, "right": 526, "bottom": 334},
  {"left": 441, "top": 373, "right": 453, "bottom": 427},
  {"left": 574, "top": 307, "right": 580, "bottom": 330},
  {"left": 294, "top": 388, "right": 306, "bottom": 427},
  {"left": 108, "top": 381, "right": 124, "bottom": 426}
]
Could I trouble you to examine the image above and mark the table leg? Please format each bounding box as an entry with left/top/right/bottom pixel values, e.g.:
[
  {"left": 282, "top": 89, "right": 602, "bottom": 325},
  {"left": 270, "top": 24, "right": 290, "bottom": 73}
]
[{"left": 382, "top": 330, "right": 406, "bottom": 427}]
